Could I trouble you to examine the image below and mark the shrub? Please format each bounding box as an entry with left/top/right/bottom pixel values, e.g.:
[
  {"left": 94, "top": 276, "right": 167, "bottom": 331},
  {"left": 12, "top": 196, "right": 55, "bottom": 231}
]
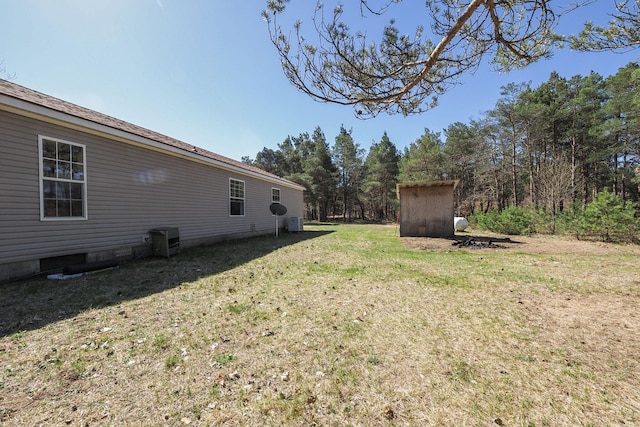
[
  {"left": 471, "top": 206, "right": 535, "bottom": 235},
  {"left": 555, "top": 203, "right": 585, "bottom": 237},
  {"left": 470, "top": 193, "right": 639, "bottom": 241},
  {"left": 579, "top": 190, "right": 638, "bottom": 242}
]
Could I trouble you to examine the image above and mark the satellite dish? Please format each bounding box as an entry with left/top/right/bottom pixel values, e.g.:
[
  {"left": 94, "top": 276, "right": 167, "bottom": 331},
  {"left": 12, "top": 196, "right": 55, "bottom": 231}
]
[
  {"left": 269, "top": 203, "right": 287, "bottom": 216},
  {"left": 270, "top": 203, "right": 287, "bottom": 237}
]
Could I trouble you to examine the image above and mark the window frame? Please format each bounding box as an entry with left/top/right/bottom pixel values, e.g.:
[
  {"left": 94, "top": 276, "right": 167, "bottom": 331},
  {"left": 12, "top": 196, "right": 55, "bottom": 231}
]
[
  {"left": 38, "top": 135, "right": 88, "bottom": 221},
  {"left": 271, "top": 187, "right": 281, "bottom": 204},
  {"left": 229, "top": 178, "right": 245, "bottom": 217}
]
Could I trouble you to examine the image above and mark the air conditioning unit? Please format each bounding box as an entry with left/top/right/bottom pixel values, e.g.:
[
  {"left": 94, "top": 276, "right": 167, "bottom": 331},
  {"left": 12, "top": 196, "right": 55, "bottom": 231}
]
[
  {"left": 288, "top": 217, "right": 304, "bottom": 232},
  {"left": 149, "top": 227, "right": 180, "bottom": 257}
]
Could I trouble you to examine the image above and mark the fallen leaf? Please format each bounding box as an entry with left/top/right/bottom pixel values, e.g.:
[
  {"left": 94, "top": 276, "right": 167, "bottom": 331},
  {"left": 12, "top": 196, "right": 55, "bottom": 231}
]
[{"left": 384, "top": 406, "right": 395, "bottom": 420}]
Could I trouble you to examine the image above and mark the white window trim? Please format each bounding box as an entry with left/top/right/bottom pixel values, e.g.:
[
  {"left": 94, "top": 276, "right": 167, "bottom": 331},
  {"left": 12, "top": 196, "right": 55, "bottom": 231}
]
[
  {"left": 229, "top": 178, "right": 245, "bottom": 217},
  {"left": 271, "top": 187, "right": 281, "bottom": 216},
  {"left": 38, "top": 135, "right": 88, "bottom": 221},
  {"left": 271, "top": 187, "right": 281, "bottom": 203}
]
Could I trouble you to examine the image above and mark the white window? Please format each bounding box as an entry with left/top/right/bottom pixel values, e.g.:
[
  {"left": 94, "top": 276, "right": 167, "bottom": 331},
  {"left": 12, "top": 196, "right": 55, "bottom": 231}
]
[
  {"left": 272, "top": 187, "right": 281, "bottom": 203},
  {"left": 39, "top": 136, "right": 87, "bottom": 220},
  {"left": 229, "top": 178, "right": 245, "bottom": 216}
]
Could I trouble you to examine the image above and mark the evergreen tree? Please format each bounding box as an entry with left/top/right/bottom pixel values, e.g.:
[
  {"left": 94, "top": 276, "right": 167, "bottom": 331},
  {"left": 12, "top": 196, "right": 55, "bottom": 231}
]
[
  {"left": 600, "top": 62, "right": 640, "bottom": 202},
  {"left": 527, "top": 72, "right": 574, "bottom": 213},
  {"left": 398, "top": 129, "right": 445, "bottom": 182},
  {"left": 489, "top": 82, "right": 531, "bottom": 207},
  {"left": 444, "top": 121, "right": 492, "bottom": 215},
  {"left": 254, "top": 147, "right": 286, "bottom": 176},
  {"left": 305, "top": 127, "right": 338, "bottom": 221},
  {"left": 580, "top": 189, "right": 638, "bottom": 241},
  {"left": 333, "top": 126, "right": 365, "bottom": 220},
  {"left": 566, "top": 72, "right": 608, "bottom": 205},
  {"left": 241, "top": 156, "right": 254, "bottom": 166},
  {"left": 278, "top": 134, "right": 306, "bottom": 176},
  {"left": 363, "top": 132, "right": 400, "bottom": 220}
]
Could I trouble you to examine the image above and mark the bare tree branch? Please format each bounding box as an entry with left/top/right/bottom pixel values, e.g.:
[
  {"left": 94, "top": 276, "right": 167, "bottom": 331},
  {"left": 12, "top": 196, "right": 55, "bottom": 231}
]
[
  {"left": 0, "top": 60, "right": 16, "bottom": 81},
  {"left": 264, "top": 0, "right": 559, "bottom": 117},
  {"left": 569, "top": 0, "right": 640, "bottom": 51}
]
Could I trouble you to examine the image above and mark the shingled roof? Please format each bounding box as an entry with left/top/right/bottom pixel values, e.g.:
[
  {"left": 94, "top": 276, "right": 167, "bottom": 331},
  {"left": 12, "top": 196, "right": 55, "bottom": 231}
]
[{"left": 0, "top": 79, "right": 301, "bottom": 187}]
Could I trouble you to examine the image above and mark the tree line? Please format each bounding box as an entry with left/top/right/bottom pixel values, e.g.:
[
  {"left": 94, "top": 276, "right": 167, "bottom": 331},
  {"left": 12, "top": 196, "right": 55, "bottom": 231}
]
[{"left": 243, "top": 62, "right": 640, "bottom": 226}]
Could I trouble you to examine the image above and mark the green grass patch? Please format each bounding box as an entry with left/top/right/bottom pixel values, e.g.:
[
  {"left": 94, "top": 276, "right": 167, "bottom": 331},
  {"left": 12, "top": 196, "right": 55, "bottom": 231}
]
[
  {"left": 0, "top": 223, "right": 638, "bottom": 426},
  {"left": 214, "top": 353, "right": 237, "bottom": 367},
  {"left": 227, "top": 303, "right": 251, "bottom": 314}
]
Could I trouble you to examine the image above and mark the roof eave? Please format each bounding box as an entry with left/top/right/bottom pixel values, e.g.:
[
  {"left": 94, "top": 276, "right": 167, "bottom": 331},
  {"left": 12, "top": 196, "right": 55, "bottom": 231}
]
[
  {"left": 395, "top": 180, "right": 460, "bottom": 198},
  {"left": 0, "top": 92, "right": 305, "bottom": 191}
]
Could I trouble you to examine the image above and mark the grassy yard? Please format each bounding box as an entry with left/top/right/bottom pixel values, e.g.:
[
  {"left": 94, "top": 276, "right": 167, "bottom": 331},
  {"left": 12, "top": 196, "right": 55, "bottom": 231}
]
[{"left": 1, "top": 224, "right": 639, "bottom": 426}]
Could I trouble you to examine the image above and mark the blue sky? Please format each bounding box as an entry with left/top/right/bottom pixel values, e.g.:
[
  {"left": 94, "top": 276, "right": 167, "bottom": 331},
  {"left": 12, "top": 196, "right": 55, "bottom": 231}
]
[{"left": 1, "top": 0, "right": 638, "bottom": 161}]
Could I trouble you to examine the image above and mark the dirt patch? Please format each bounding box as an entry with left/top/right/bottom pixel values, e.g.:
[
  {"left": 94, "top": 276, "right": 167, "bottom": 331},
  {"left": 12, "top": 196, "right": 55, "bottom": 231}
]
[
  {"left": 405, "top": 230, "right": 640, "bottom": 411},
  {"left": 530, "top": 292, "right": 640, "bottom": 354},
  {"left": 402, "top": 231, "right": 640, "bottom": 255},
  {"left": 521, "top": 290, "right": 640, "bottom": 413}
]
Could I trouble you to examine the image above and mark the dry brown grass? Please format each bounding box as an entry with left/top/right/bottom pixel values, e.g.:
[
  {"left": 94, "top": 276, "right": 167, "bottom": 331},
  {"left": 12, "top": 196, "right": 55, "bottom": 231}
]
[{"left": 1, "top": 224, "right": 639, "bottom": 426}]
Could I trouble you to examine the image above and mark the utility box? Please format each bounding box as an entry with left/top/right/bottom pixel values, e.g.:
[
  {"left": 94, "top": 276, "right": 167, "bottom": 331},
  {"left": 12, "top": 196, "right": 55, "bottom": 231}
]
[
  {"left": 150, "top": 227, "right": 180, "bottom": 257},
  {"left": 288, "top": 217, "right": 304, "bottom": 232}
]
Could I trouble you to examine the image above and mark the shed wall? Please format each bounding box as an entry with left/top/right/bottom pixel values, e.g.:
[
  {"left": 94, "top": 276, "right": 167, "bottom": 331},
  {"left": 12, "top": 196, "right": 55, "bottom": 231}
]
[
  {"left": 0, "top": 109, "right": 303, "bottom": 281},
  {"left": 399, "top": 185, "right": 454, "bottom": 237}
]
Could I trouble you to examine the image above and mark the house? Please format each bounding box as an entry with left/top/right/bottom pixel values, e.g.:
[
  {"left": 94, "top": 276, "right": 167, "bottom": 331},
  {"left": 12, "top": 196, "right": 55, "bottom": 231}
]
[
  {"left": 396, "top": 180, "right": 459, "bottom": 237},
  {"left": 0, "top": 80, "right": 305, "bottom": 282}
]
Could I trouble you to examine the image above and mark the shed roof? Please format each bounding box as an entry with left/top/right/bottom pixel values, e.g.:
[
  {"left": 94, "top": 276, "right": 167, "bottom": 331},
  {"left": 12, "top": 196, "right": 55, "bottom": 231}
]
[
  {"left": 0, "top": 79, "right": 304, "bottom": 190},
  {"left": 396, "top": 180, "right": 459, "bottom": 197}
]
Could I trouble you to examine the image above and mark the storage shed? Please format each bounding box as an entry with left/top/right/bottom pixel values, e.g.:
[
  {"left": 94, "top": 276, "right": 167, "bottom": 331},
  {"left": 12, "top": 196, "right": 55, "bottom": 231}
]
[{"left": 396, "top": 180, "right": 459, "bottom": 237}]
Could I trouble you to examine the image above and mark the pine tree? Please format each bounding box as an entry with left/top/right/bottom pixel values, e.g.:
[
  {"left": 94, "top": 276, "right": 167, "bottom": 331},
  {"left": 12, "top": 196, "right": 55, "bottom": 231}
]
[
  {"left": 444, "top": 121, "right": 492, "bottom": 215},
  {"left": 600, "top": 62, "right": 640, "bottom": 202},
  {"left": 305, "top": 127, "right": 338, "bottom": 221},
  {"left": 399, "top": 128, "right": 445, "bottom": 182},
  {"left": 363, "top": 132, "right": 400, "bottom": 220},
  {"left": 333, "top": 126, "right": 365, "bottom": 220}
]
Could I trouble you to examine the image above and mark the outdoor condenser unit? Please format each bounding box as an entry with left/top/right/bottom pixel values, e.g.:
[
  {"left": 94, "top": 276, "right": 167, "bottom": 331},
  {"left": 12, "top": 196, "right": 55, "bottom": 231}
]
[
  {"left": 288, "top": 217, "right": 304, "bottom": 232},
  {"left": 150, "top": 227, "right": 180, "bottom": 257}
]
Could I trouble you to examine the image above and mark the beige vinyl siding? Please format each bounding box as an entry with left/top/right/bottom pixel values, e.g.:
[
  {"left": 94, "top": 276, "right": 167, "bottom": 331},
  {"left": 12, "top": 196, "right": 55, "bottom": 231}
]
[
  {"left": 0, "top": 109, "right": 304, "bottom": 267},
  {"left": 243, "top": 178, "right": 304, "bottom": 227},
  {"left": 1, "top": 112, "right": 41, "bottom": 230}
]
